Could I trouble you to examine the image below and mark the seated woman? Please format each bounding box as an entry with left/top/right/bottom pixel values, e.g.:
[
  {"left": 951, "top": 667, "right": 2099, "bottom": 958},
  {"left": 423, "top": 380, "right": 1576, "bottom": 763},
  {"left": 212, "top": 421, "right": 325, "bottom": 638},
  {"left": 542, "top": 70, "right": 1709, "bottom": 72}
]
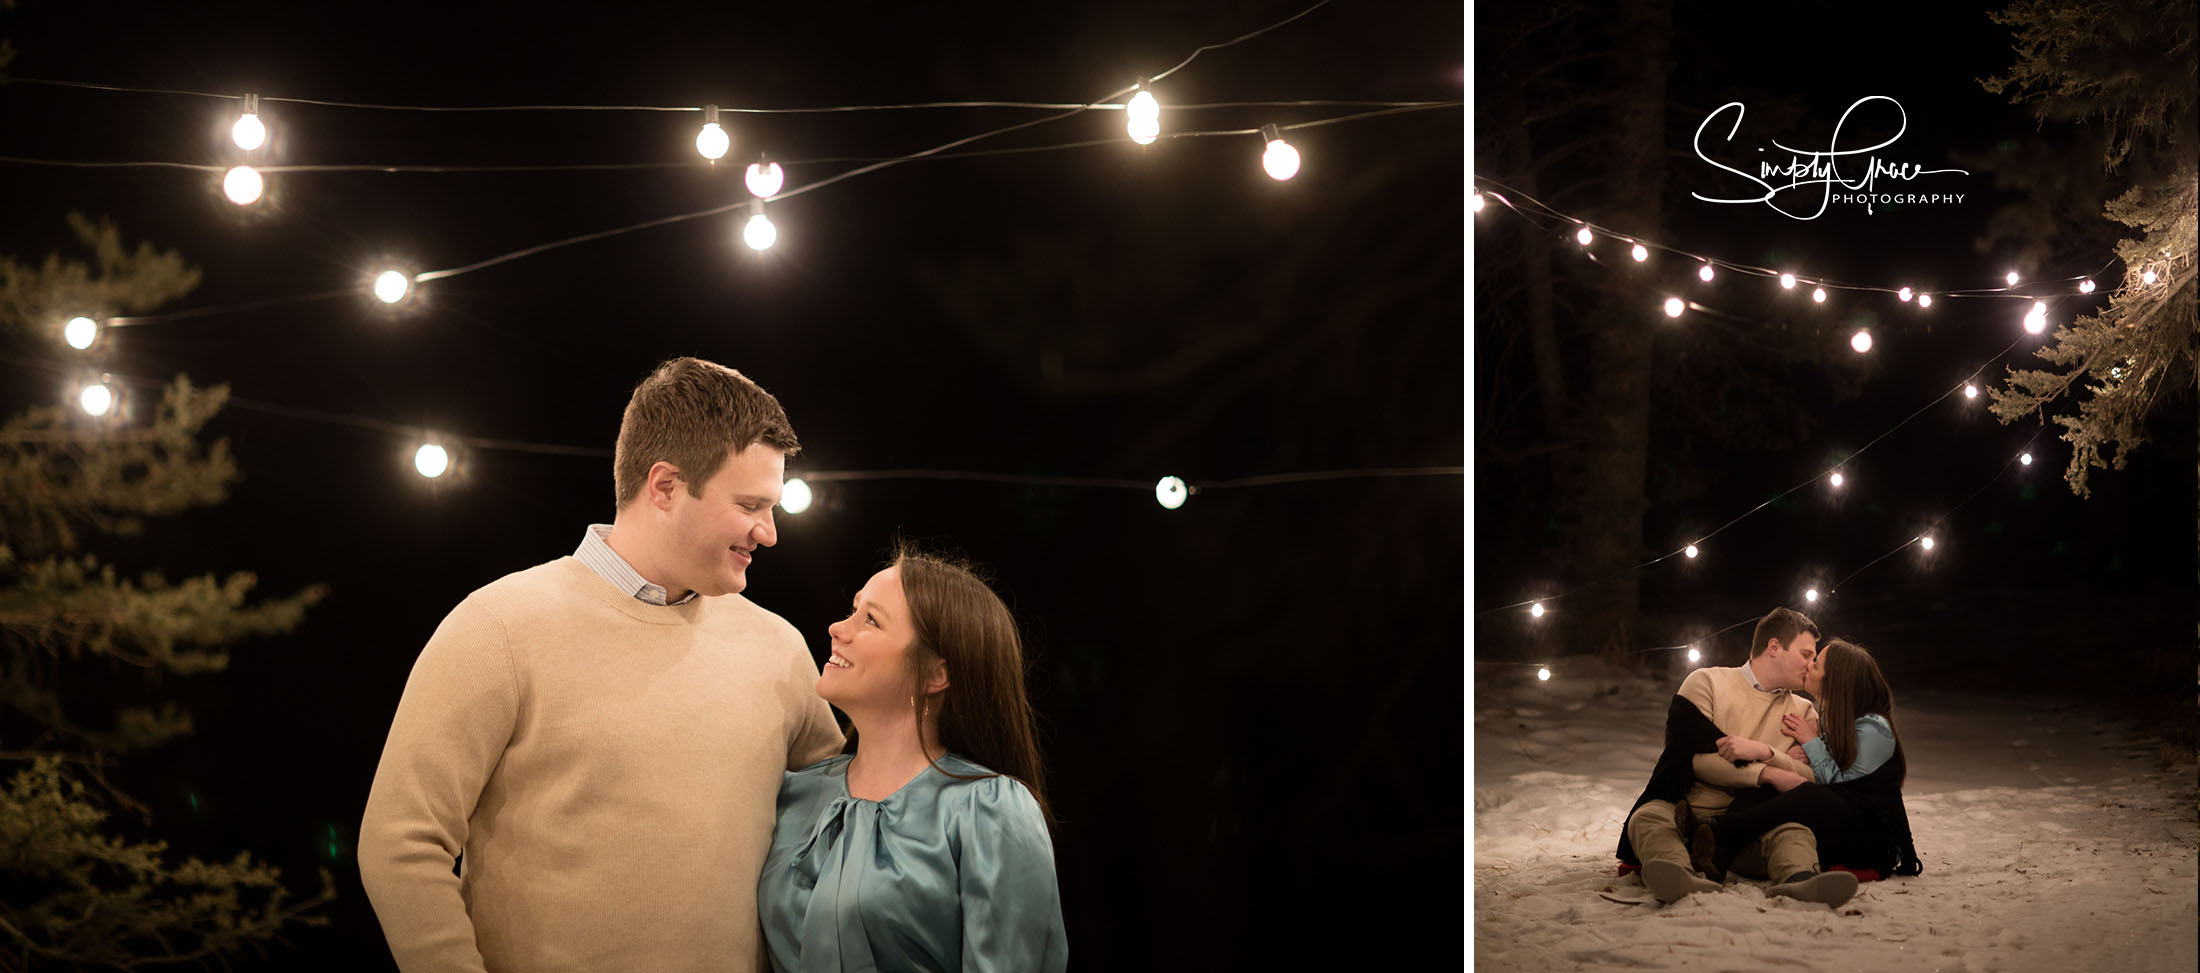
[
  {"left": 758, "top": 545, "right": 1067, "bottom": 972},
  {"left": 1690, "top": 639, "right": 1924, "bottom": 883}
]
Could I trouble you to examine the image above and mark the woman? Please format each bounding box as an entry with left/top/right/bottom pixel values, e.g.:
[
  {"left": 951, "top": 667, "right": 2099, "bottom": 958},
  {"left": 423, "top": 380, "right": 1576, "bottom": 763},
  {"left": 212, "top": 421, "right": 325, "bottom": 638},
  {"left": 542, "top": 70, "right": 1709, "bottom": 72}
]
[
  {"left": 1689, "top": 639, "right": 1924, "bottom": 882},
  {"left": 758, "top": 545, "right": 1067, "bottom": 972}
]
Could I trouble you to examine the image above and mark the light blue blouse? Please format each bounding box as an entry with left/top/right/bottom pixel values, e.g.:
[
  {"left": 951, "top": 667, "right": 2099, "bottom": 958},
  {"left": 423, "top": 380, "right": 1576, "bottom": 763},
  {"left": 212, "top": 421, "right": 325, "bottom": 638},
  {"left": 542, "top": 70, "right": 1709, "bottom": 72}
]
[
  {"left": 1803, "top": 714, "right": 1895, "bottom": 783},
  {"left": 758, "top": 753, "right": 1067, "bottom": 973}
]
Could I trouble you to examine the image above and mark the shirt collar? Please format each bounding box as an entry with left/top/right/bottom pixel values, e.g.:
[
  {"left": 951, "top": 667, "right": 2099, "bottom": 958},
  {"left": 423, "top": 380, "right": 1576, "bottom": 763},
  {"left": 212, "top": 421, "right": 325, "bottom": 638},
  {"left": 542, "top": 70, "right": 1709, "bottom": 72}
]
[
  {"left": 575, "top": 524, "right": 697, "bottom": 606},
  {"left": 1743, "top": 659, "right": 1787, "bottom": 696}
]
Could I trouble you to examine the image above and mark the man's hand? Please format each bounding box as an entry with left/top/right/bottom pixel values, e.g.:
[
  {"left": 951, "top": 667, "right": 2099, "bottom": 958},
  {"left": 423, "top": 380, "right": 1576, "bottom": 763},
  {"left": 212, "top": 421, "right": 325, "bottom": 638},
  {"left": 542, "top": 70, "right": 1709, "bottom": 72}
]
[
  {"left": 1781, "top": 712, "right": 1820, "bottom": 743},
  {"left": 1715, "top": 735, "right": 1773, "bottom": 763},
  {"left": 1759, "top": 766, "right": 1810, "bottom": 792}
]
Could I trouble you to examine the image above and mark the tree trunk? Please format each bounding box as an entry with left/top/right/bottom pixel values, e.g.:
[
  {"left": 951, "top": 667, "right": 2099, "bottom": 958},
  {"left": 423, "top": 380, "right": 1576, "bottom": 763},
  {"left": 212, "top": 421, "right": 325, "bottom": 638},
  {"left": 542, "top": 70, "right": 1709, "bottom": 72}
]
[{"left": 1503, "top": 88, "right": 1567, "bottom": 436}]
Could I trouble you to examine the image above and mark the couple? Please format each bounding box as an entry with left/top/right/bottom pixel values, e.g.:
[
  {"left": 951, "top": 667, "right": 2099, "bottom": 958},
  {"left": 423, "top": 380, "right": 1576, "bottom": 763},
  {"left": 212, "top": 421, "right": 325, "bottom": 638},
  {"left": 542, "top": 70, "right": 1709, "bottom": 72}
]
[
  {"left": 359, "top": 358, "right": 1067, "bottom": 972},
  {"left": 1617, "top": 608, "right": 1923, "bottom": 907}
]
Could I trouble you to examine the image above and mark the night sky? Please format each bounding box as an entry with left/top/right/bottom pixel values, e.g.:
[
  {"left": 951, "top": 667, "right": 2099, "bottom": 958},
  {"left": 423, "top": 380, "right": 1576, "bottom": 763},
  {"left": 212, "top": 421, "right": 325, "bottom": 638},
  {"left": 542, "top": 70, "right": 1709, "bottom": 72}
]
[{"left": 2, "top": 1, "right": 1463, "bottom": 968}]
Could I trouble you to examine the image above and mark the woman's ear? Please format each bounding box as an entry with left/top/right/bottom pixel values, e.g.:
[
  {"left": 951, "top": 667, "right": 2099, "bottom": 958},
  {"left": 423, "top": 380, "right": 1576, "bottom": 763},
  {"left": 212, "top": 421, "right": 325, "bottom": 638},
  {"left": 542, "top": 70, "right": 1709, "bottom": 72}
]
[{"left": 922, "top": 658, "right": 950, "bottom": 696}]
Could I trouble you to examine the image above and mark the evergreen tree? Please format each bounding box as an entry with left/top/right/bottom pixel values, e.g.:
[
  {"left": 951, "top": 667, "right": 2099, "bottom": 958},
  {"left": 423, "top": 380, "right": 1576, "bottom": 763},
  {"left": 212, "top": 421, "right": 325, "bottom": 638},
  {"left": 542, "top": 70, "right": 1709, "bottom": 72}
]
[
  {"left": 1980, "top": 0, "right": 2199, "bottom": 509},
  {"left": 0, "top": 215, "right": 333, "bottom": 969}
]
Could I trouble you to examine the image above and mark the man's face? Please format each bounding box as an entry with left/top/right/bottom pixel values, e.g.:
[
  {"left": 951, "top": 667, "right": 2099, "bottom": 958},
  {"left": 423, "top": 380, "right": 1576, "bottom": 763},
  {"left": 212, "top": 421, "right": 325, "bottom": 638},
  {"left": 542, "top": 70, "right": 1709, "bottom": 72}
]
[
  {"left": 1765, "top": 631, "right": 1819, "bottom": 693},
  {"left": 664, "top": 445, "right": 785, "bottom": 598}
]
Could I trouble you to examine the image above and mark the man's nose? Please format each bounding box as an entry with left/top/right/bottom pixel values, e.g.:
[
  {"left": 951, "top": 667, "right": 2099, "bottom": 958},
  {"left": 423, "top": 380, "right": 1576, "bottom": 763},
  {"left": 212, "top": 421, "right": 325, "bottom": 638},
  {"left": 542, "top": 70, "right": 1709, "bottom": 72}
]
[{"left": 754, "top": 509, "right": 778, "bottom": 547}]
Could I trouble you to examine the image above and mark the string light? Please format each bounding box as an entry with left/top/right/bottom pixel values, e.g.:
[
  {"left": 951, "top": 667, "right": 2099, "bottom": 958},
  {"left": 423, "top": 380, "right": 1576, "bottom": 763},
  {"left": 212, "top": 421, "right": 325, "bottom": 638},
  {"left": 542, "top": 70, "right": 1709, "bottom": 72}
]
[
  {"left": 1780, "top": 273, "right": 1797, "bottom": 289},
  {"left": 2078, "top": 279, "right": 2095, "bottom": 294},
  {"left": 231, "top": 94, "right": 265, "bottom": 150},
  {"left": 373, "top": 270, "right": 412, "bottom": 304},
  {"left": 1663, "top": 297, "right": 1684, "bottom": 318},
  {"left": 1258, "top": 123, "right": 1299, "bottom": 180},
  {"left": 1125, "top": 86, "right": 1160, "bottom": 145},
  {"left": 78, "top": 379, "right": 115, "bottom": 417},
  {"left": 2019, "top": 452, "right": 2033, "bottom": 466},
  {"left": 1683, "top": 544, "right": 1699, "bottom": 558},
  {"left": 1919, "top": 535, "right": 1936, "bottom": 551},
  {"left": 1898, "top": 287, "right": 1913, "bottom": 302},
  {"left": 222, "top": 165, "right": 263, "bottom": 205},
  {"left": 1630, "top": 242, "right": 1648, "bottom": 262},
  {"left": 2005, "top": 271, "right": 2020, "bottom": 286},
  {"left": 1811, "top": 286, "right": 1827, "bottom": 303},
  {"left": 1686, "top": 646, "right": 1702, "bottom": 663},
  {"left": 781, "top": 477, "right": 813, "bottom": 514},
  {"left": 744, "top": 156, "right": 784, "bottom": 198},
  {"left": 1850, "top": 329, "right": 1872, "bottom": 353},
  {"left": 1471, "top": 192, "right": 1485, "bottom": 214},
  {"left": 1698, "top": 263, "right": 1714, "bottom": 282},
  {"left": 1536, "top": 667, "right": 1551, "bottom": 682},
  {"left": 2023, "top": 301, "right": 2047, "bottom": 334},
  {"left": 1917, "top": 294, "right": 1931, "bottom": 308},
  {"left": 1829, "top": 471, "right": 1846, "bottom": 489},
  {"left": 1575, "top": 226, "right": 1593, "bottom": 246},
  {"left": 1964, "top": 384, "right": 1978, "bottom": 399},
  {"left": 2141, "top": 268, "right": 2158, "bottom": 285},
  {"left": 1529, "top": 602, "right": 1545, "bottom": 619},
  {"left": 64, "top": 316, "right": 99, "bottom": 350},
  {"left": 696, "top": 105, "right": 730, "bottom": 161},
  {"left": 413, "top": 443, "right": 450, "bottom": 479},
  {"left": 1155, "top": 475, "right": 1188, "bottom": 509},
  {"left": 1804, "top": 587, "right": 1820, "bottom": 603},
  {"left": 742, "top": 201, "right": 777, "bottom": 251}
]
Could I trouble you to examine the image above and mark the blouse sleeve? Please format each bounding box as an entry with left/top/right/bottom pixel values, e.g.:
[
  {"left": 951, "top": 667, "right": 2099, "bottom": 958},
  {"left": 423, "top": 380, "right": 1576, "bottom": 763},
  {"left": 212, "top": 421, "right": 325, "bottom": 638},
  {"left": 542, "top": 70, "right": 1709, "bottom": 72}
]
[
  {"left": 957, "top": 777, "right": 1068, "bottom": 973},
  {"left": 1804, "top": 715, "right": 1896, "bottom": 783}
]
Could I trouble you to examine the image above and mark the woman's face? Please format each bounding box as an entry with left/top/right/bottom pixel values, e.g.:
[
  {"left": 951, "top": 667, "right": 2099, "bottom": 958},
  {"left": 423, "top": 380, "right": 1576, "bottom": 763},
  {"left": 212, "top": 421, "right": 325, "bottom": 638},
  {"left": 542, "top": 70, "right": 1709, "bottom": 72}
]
[
  {"left": 819, "top": 565, "right": 918, "bottom": 709},
  {"left": 1804, "top": 650, "right": 1827, "bottom": 698}
]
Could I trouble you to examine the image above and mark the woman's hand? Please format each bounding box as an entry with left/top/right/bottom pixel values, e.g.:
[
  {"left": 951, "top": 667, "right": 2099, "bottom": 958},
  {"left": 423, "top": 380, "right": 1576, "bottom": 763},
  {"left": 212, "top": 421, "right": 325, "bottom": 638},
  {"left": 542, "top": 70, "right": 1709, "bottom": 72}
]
[
  {"left": 1786, "top": 745, "right": 1810, "bottom": 767},
  {"left": 1781, "top": 712, "right": 1820, "bottom": 743},
  {"left": 1759, "top": 766, "right": 1808, "bottom": 792},
  {"left": 1715, "top": 735, "right": 1773, "bottom": 763}
]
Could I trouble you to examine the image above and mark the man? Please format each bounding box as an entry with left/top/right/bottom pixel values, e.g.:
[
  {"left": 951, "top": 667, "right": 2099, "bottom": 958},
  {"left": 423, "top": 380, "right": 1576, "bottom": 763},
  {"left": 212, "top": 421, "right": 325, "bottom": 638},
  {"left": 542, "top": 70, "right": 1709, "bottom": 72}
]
[
  {"left": 1615, "top": 607, "right": 1858, "bottom": 908},
  {"left": 360, "top": 358, "right": 845, "bottom": 971}
]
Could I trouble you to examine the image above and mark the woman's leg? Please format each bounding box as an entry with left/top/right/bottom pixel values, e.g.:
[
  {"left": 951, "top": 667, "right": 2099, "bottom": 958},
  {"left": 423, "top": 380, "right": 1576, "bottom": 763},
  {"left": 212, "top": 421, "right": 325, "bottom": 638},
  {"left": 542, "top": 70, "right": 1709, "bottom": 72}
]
[{"left": 1707, "top": 784, "right": 1855, "bottom": 876}]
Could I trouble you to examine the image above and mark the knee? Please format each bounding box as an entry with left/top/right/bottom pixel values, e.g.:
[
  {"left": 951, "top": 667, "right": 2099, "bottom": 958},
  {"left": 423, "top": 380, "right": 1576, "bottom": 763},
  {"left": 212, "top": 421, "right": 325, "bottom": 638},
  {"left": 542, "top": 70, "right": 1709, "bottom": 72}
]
[{"left": 1627, "top": 801, "right": 1677, "bottom": 834}]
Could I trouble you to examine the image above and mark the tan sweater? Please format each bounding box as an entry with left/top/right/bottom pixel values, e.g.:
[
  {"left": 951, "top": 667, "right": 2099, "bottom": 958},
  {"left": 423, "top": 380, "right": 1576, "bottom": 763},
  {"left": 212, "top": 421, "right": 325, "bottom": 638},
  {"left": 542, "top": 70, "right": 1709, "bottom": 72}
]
[
  {"left": 1677, "top": 663, "right": 1819, "bottom": 812},
  {"left": 359, "top": 557, "right": 845, "bottom": 972}
]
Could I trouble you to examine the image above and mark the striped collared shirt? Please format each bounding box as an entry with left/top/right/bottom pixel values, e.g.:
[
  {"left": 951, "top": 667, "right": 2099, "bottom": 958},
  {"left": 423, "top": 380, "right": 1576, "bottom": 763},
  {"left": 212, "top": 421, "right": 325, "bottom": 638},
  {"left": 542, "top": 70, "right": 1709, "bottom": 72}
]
[
  {"left": 574, "top": 524, "right": 696, "bottom": 606},
  {"left": 1743, "top": 659, "right": 1787, "bottom": 696}
]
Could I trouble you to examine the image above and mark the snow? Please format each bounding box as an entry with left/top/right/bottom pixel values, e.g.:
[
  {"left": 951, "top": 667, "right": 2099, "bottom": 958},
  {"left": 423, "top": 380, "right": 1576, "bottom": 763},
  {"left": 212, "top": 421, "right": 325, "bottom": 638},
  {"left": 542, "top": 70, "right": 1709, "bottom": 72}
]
[{"left": 1473, "top": 659, "right": 2198, "bottom": 972}]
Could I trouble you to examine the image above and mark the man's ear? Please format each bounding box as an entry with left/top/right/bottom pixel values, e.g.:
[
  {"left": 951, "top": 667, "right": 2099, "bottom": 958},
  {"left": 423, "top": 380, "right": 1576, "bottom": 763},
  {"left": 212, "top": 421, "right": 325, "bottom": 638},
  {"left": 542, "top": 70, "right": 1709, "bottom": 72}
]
[{"left": 645, "top": 461, "right": 683, "bottom": 511}]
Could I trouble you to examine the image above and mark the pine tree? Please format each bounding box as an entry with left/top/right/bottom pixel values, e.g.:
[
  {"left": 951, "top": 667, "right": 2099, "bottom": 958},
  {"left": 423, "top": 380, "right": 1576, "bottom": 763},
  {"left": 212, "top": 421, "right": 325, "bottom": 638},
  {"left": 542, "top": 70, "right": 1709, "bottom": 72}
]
[
  {"left": 0, "top": 215, "right": 333, "bottom": 969},
  {"left": 1980, "top": 0, "right": 2199, "bottom": 506}
]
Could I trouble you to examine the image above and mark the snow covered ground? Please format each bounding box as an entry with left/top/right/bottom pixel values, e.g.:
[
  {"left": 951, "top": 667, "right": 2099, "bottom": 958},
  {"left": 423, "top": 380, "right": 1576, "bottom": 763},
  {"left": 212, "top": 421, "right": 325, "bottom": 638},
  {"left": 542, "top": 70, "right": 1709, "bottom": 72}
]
[{"left": 1472, "top": 658, "right": 2198, "bottom": 972}]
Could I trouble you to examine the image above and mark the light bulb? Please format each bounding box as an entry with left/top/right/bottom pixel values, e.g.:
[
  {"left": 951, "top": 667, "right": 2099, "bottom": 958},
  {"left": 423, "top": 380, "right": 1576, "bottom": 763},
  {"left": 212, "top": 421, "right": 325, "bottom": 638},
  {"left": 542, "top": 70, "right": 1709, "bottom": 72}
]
[
  {"left": 1127, "top": 115, "right": 1160, "bottom": 145},
  {"left": 1698, "top": 264, "right": 1715, "bottom": 282},
  {"left": 1529, "top": 602, "right": 1545, "bottom": 619},
  {"left": 1684, "top": 544, "right": 1699, "bottom": 559},
  {"left": 2024, "top": 303, "right": 2047, "bottom": 334},
  {"left": 696, "top": 105, "right": 729, "bottom": 160},
  {"left": 1964, "top": 384, "right": 1979, "bottom": 399},
  {"left": 1631, "top": 243, "right": 1649, "bottom": 262},
  {"left": 1850, "top": 329, "right": 1873, "bottom": 353},
  {"left": 1686, "top": 647, "right": 1702, "bottom": 663},
  {"left": 1536, "top": 667, "right": 1551, "bottom": 682},
  {"left": 2019, "top": 452, "right": 2033, "bottom": 466},
  {"left": 1127, "top": 89, "right": 1159, "bottom": 122},
  {"left": 2006, "top": 271, "right": 2020, "bottom": 286},
  {"left": 1812, "top": 287, "right": 1827, "bottom": 303},
  {"left": 1830, "top": 471, "right": 1846, "bottom": 489},
  {"left": 1917, "top": 294, "right": 1932, "bottom": 308},
  {"left": 1155, "top": 476, "right": 1187, "bottom": 509},
  {"left": 2079, "top": 279, "right": 2095, "bottom": 294},
  {"left": 743, "top": 212, "right": 777, "bottom": 251},
  {"left": 78, "top": 381, "right": 114, "bottom": 417},
  {"left": 781, "top": 477, "right": 813, "bottom": 514},
  {"left": 1127, "top": 90, "right": 1160, "bottom": 144},
  {"left": 1260, "top": 134, "right": 1300, "bottom": 181},
  {"left": 1663, "top": 297, "right": 1685, "bottom": 318},
  {"left": 232, "top": 112, "right": 266, "bottom": 151},
  {"left": 1898, "top": 287, "right": 1913, "bottom": 302},
  {"left": 1804, "top": 588, "right": 1819, "bottom": 603},
  {"left": 1575, "top": 226, "right": 1593, "bottom": 246},
  {"left": 2142, "top": 268, "right": 2157, "bottom": 285},
  {"left": 1780, "top": 273, "right": 1797, "bottom": 289},
  {"left": 1471, "top": 193, "right": 1486, "bottom": 214},
  {"left": 374, "top": 271, "right": 412, "bottom": 304},
  {"left": 64, "top": 316, "right": 98, "bottom": 350},
  {"left": 745, "top": 160, "right": 784, "bottom": 198},
  {"left": 414, "top": 444, "right": 450, "bottom": 479},
  {"left": 222, "top": 166, "right": 263, "bottom": 205},
  {"left": 1919, "top": 535, "right": 1936, "bottom": 551}
]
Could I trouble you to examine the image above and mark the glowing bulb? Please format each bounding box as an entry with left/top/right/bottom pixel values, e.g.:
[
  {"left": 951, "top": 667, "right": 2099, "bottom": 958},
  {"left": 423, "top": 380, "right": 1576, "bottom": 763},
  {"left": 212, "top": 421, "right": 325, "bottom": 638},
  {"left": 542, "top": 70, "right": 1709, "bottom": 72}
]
[
  {"left": 1898, "top": 287, "right": 1913, "bottom": 302},
  {"left": 1575, "top": 226, "right": 1593, "bottom": 246},
  {"left": 2024, "top": 302, "right": 2047, "bottom": 334},
  {"left": 1127, "top": 89, "right": 1160, "bottom": 122},
  {"left": 1698, "top": 264, "right": 1715, "bottom": 282},
  {"left": 1663, "top": 297, "right": 1685, "bottom": 318},
  {"left": 414, "top": 444, "right": 450, "bottom": 479},
  {"left": 1917, "top": 294, "right": 1932, "bottom": 308},
  {"left": 373, "top": 271, "right": 412, "bottom": 304},
  {"left": 1964, "top": 384, "right": 1979, "bottom": 399},
  {"left": 745, "top": 160, "right": 784, "bottom": 198},
  {"left": 1684, "top": 544, "right": 1699, "bottom": 559},
  {"left": 1812, "top": 287, "right": 1827, "bottom": 303},
  {"left": 1471, "top": 193, "right": 1486, "bottom": 214},
  {"left": 695, "top": 105, "right": 729, "bottom": 160},
  {"left": 1536, "top": 667, "right": 1551, "bottom": 682},
  {"left": 743, "top": 212, "right": 777, "bottom": 251},
  {"left": 1631, "top": 243, "right": 1649, "bottom": 262},
  {"left": 2005, "top": 271, "right": 2020, "bottom": 286},
  {"left": 1804, "top": 588, "right": 1820, "bottom": 603},
  {"left": 64, "top": 316, "right": 98, "bottom": 350},
  {"left": 2141, "top": 268, "right": 2157, "bottom": 285},
  {"left": 1919, "top": 535, "right": 1936, "bottom": 551},
  {"left": 1780, "top": 273, "right": 1797, "bottom": 289},
  {"left": 2019, "top": 452, "right": 2033, "bottom": 466},
  {"left": 222, "top": 166, "right": 263, "bottom": 205},
  {"left": 1830, "top": 471, "right": 1846, "bottom": 489},
  {"left": 1155, "top": 475, "right": 1187, "bottom": 509},
  {"left": 232, "top": 112, "right": 266, "bottom": 151},
  {"left": 1126, "top": 90, "right": 1160, "bottom": 144},
  {"left": 1850, "top": 329, "right": 1873, "bottom": 353},
  {"left": 1259, "top": 125, "right": 1299, "bottom": 181},
  {"left": 78, "top": 381, "right": 114, "bottom": 417},
  {"left": 1687, "top": 647, "right": 1701, "bottom": 663},
  {"left": 1529, "top": 602, "right": 1545, "bottom": 619},
  {"left": 780, "top": 477, "right": 813, "bottom": 514},
  {"left": 1127, "top": 115, "right": 1160, "bottom": 145},
  {"left": 2078, "top": 279, "right": 2095, "bottom": 294}
]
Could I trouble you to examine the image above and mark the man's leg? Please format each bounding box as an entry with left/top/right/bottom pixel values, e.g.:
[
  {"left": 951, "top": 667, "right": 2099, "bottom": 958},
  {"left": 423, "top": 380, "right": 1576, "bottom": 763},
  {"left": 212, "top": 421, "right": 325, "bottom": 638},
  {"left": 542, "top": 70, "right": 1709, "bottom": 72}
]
[
  {"left": 1626, "top": 800, "right": 1720, "bottom": 903},
  {"left": 1751, "top": 823, "right": 1858, "bottom": 908}
]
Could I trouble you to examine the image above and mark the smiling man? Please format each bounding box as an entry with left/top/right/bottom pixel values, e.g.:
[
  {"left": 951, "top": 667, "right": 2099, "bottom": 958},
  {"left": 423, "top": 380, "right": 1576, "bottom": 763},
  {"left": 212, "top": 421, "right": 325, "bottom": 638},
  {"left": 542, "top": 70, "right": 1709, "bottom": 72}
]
[{"left": 360, "top": 357, "right": 844, "bottom": 972}]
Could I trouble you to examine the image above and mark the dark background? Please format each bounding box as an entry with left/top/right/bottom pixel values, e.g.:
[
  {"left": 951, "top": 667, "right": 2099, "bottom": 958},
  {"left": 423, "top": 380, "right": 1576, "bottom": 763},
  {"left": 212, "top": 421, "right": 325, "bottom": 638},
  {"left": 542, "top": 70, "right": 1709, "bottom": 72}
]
[
  {"left": 1474, "top": 0, "right": 2196, "bottom": 717},
  {"left": 1, "top": 1, "right": 1463, "bottom": 969}
]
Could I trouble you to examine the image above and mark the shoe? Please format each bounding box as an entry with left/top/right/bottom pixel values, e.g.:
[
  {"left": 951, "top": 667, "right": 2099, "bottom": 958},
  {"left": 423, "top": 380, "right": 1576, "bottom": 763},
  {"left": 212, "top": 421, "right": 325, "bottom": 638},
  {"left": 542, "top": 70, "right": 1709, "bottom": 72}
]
[
  {"left": 1641, "top": 859, "right": 1722, "bottom": 903},
  {"left": 1688, "top": 819, "right": 1725, "bottom": 882},
  {"left": 1767, "top": 870, "right": 1858, "bottom": 908}
]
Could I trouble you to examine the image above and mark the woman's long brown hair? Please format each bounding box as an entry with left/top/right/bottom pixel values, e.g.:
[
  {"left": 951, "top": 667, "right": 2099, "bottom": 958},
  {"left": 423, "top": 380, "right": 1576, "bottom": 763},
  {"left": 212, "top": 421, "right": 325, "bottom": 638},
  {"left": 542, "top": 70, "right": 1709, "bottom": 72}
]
[
  {"left": 842, "top": 542, "right": 1054, "bottom": 830},
  {"left": 1818, "top": 639, "right": 1904, "bottom": 786}
]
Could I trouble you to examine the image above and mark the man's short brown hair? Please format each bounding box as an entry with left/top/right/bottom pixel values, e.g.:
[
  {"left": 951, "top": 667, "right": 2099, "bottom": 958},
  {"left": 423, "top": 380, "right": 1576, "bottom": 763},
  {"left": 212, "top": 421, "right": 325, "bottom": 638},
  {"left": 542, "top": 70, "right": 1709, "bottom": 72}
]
[
  {"left": 613, "top": 358, "right": 800, "bottom": 507},
  {"left": 1750, "top": 607, "right": 1821, "bottom": 658}
]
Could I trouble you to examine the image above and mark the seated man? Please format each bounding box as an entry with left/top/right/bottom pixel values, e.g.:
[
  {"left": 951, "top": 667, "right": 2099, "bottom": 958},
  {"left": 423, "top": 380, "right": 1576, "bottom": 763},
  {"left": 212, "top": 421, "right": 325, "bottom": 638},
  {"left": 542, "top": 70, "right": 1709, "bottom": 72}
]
[{"left": 1615, "top": 607, "right": 1857, "bottom": 907}]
